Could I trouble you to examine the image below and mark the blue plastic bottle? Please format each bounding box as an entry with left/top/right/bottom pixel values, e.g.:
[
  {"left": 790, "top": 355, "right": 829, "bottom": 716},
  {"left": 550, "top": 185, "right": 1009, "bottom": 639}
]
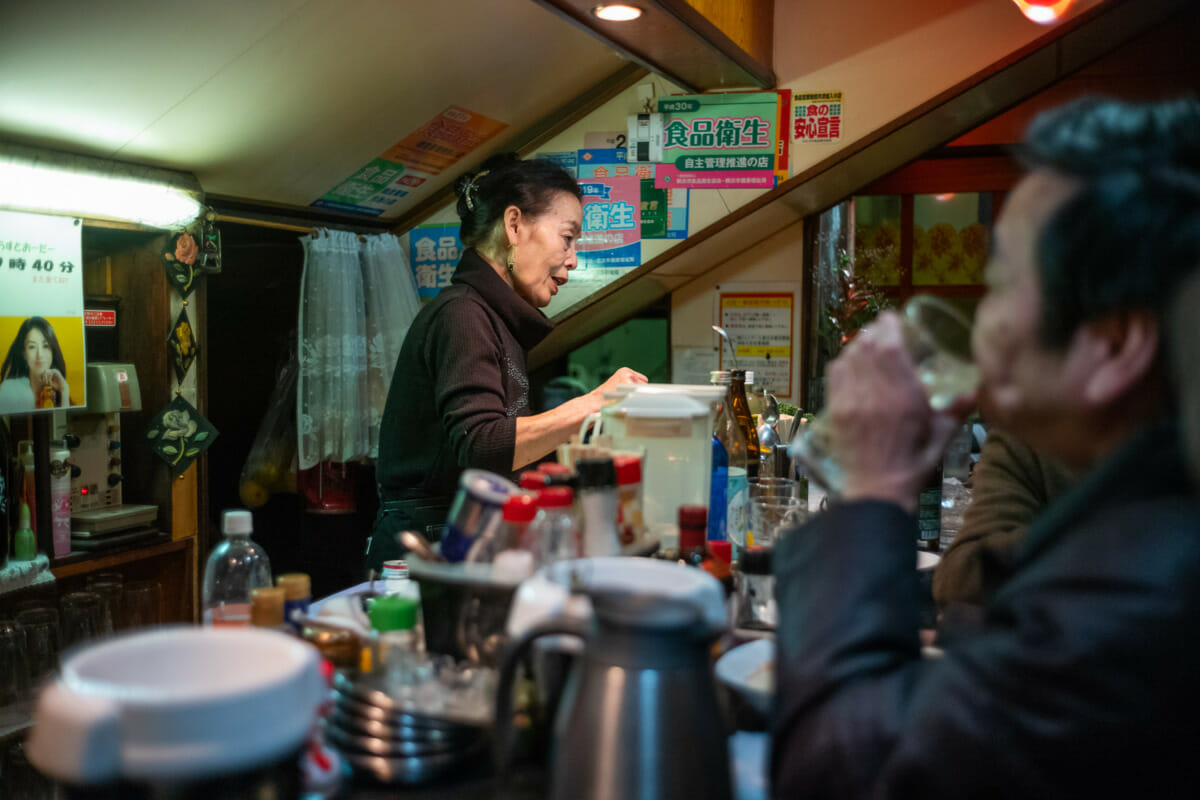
[{"left": 708, "top": 434, "right": 728, "bottom": 540}]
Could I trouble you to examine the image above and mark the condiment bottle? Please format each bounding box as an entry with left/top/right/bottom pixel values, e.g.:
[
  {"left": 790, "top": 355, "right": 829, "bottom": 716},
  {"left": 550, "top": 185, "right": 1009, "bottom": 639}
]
[
  {"left": 368, "top": 594, "right": 420, "bottom": 681},
  {"left": 734, "top": 546, "right": 777, "bottom": 631},
  {"left": 380, "top": 559, "right": 424, "bottom": 650},
  {"left": 576, "top": 457, "right": 620, "bottom": 557},
  {"left": 729, "top": 369, "right": 761, "bottom": 481},
  {"left": 703, "top": 540, "right": 734, "bottom": 595},
  {"left": 519, "top": 471, "right": 548, "bottom": 491},
  {"left": 678, "top": 505, "right": 708, "bottom": 567},
  {"left": 613, "top": 455, "right": 644, "bottom": 548},
  {"left": 13, "top": 501, "right": 36, "bottom": 561},
  {"left": 49, "top": 439, "right": 71, "bottom": 558},
  {"left": 529, "top": 487, "right": 581, "bottom": 565},
  {"left": 711, "top": 371, "right": 749, "bottom": 545},
  {"left": 500, "top": 493, "right": 539, "bottom": 552},
  {"left": 18, "top": 440, "right": 37, "bottom": 538},
  {"left": 276, "top": 573, "right": 311, "bottom": 631},
  {"left": 250, "top": 586, "right": 287, "bottom": 630}
]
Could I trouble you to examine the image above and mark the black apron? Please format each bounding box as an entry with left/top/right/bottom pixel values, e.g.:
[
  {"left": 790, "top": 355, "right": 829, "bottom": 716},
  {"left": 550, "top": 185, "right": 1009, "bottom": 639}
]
[{"left": 365, "top": 490, "right": 450, "bottom": 576}]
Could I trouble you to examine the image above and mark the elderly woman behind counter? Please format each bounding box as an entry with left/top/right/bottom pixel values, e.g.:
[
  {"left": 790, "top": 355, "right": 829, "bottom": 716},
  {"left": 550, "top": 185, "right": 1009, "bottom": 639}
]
[
  {"left": 368, "top": 154, "right": 646, "bottom": 571},
  {"left": 0, "top": 316, "right": 71, "bottom": 414}
]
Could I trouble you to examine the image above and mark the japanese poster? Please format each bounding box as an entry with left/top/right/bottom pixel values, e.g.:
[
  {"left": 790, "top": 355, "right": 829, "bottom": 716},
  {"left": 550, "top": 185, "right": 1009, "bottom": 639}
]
[
  {"left": 579, "top": 148, "right": 687, "bottom": 240},
  {"left": 577, "top": 178, "right": 640, "bottom": 269},
  {"left": 654, "top": 91, "right": 790, "bottom": 191},
  {"left": 718, "top": 292, "right": 794, "bottom": 398},
  {"left": 311, "top": 157, "right": 417, "bottom": 216},
  {"left": 536, "top": 151, "right": 579, "bottom": 178},
  {"left": 0, "top": 210, "right": 86, "bottom": 414},
  {"left": 793, "top": 91, "right": 844, "bottom": 143},
  {"left": 313, "top": 106, "right": 507, "bottom": 216},
  {"left": 409, "top": 223, "right": 463, "bottom": 300}
]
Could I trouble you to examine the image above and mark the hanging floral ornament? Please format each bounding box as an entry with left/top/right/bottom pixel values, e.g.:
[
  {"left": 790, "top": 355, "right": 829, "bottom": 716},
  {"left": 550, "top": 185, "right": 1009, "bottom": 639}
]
[
  {"left": 162, "top": 214, "right": 222, "bottom": 299},
  {"left": 167, "top": 307, "right": 198, "bottom": 383},
  {"left": 146, "top": 395, "right": 218, "bottom": 474},
  {"left": 163, "top": 231, "right": 202, "bottom": 299}
]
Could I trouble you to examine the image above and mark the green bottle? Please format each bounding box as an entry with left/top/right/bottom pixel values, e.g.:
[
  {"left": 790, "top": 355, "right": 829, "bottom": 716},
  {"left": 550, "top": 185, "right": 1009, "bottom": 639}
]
[{"left": 13, "top": 501, "right": 36, "bottom": 561}]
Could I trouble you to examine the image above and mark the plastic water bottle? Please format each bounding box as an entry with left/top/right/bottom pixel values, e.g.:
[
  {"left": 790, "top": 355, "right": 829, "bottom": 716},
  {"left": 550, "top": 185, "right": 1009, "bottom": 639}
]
[{"left": 202, "top": 509, "right": 272, "bottom": 626}]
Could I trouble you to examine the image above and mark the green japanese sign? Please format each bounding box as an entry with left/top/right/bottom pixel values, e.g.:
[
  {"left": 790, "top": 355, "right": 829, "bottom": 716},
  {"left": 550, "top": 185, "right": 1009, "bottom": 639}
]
[{"left": 654, "top": 91, "right": 789, "bottom": 190}]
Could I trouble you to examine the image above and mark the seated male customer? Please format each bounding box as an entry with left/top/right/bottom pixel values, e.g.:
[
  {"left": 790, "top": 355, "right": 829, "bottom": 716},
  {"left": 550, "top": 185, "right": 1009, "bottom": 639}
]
[{"left": 771, "top": 96, "right": 1200, "bottom": 798}]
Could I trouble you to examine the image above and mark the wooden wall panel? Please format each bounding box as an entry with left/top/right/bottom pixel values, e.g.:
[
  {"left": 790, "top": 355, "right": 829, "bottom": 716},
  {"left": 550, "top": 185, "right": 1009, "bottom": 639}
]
[{"left": 679, "top": 0, "right": 773, "bottom": 72}]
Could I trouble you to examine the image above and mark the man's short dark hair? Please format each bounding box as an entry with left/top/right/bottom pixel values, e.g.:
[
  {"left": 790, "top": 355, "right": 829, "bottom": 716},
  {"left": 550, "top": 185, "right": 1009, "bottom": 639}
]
[{"left": 1017, "top": 96, "right": 1200, "bottom": 348}]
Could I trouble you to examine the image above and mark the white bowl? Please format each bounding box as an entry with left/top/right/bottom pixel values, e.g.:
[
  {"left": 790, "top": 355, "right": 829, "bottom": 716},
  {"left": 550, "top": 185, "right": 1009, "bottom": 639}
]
[
  {"left": 27, "top": 626, "right": 324, "bottom": 785},
  {"left": 715, "top": 638, "right": 775, "bottom": 715}
]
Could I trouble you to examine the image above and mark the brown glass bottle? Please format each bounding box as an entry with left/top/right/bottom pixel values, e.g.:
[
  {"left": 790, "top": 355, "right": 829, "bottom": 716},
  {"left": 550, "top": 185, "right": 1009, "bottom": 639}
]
[{"left": 729, "top": 370, "right": 761, "bottom": 480}]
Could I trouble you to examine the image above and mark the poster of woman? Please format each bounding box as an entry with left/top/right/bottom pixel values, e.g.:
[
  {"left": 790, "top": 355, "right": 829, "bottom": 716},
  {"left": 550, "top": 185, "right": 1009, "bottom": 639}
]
[{"left": 0, "top": 210, "right": 87, "bottom": 415}]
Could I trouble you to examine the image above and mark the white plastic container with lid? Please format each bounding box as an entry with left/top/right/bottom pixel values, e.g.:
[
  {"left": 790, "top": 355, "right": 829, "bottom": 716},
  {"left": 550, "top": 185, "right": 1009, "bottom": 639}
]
[
  {"left": 26, "top": 627, "right": 324, "bottom": 789},
  {"left": 202, "top": 509, "right": 273, "bottom": 626},
  {"left": 605, "top": 392, "right": 713, "bottom": 547}
]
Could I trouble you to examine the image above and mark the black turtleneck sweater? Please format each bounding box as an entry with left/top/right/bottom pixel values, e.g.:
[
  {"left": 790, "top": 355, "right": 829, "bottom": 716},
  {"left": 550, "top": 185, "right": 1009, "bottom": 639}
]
[{"left": 376, "top": 248, "right": 555, "bottom": 502}]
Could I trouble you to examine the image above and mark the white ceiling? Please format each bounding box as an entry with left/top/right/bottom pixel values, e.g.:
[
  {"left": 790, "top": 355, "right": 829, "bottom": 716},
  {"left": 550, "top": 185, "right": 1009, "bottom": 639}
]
[{"left": 0, "top": 0, "right": 629, "bottom": 218}]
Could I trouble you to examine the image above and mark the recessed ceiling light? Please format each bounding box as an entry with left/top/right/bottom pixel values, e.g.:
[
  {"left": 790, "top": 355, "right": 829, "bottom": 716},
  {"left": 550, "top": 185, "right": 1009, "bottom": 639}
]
[
  {"left": 593, "top": 4, "right": 642, "bottom": 22},
  {"left": 1011, "top": 0, "right": 1073, "bottom": 25}
]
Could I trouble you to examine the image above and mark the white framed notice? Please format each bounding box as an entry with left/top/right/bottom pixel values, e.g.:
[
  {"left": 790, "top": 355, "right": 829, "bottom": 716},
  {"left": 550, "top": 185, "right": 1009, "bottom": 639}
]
[
  {"left": 716, "top": 282, "right": 801, "bottom": 399},
  {"left": 0, "top": 210, "right": 86, "bottom": 414}
]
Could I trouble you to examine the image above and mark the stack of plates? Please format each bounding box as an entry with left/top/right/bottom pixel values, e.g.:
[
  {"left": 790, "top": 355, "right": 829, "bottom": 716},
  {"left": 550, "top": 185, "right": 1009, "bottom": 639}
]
[{"left": 326, "top": 672, "right": 490, "bottom": 784}]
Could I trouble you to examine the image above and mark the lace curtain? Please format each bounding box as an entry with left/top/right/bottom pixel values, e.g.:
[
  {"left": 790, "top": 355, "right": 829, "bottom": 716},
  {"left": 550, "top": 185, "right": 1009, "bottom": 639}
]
[{"left": 297, "top": 230, "right": 420, "bottom": 469}]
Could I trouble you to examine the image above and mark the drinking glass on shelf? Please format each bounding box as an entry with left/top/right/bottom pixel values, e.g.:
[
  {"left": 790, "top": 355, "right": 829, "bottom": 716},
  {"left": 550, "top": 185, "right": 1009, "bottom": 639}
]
[
  {"left": 791, "top": 294, "right": 979, "bottom": 494},
  {"left": 86, "top": 580, "right": 124, "bottom": 632},
  {"left": 750, "top": 496, "right": 808, "bottom": 547},
  {"left": 0, "top": 621, "right": 31, "bottom": 706},
  {"left": 124, "top": 580, "right": 163, "bottom": 629},
  {"left": 60, "top": 591, "right": 111, "bottom": 649},
  {"left": 15, "top": 608, "right": 60, "bottom": 683}
]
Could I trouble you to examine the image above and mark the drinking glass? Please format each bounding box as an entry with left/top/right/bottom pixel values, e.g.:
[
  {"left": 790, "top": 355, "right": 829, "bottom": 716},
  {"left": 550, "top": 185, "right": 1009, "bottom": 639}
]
[
  {"left": 749, "top": 477, "right": 800, "bottom": 502},
  {"left": 792, "top": 295, "right": 978, "bottom": 494},
  {"left": 87, "top": 572, "right": 125, "bottom": 587},
  {"left": 750, "top": 496, "right": 808, "bottom": 546},
  {"left": 87, "top": 580, "right": 125, "bottom": 632},
  {"left": 124, "top": 580, "right": 163, "bottom": 628},
  {"left": 16, "top": 608, "right": 60, "bottom": 683},
  {"left": 0, "top": 621, "right": 31, "bottom": 706},
  {"left": 60, "top": 590, "right": 111, "bottom": 648}
]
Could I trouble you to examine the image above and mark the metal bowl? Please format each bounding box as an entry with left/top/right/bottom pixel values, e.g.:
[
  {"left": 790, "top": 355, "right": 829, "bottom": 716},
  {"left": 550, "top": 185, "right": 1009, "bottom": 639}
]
[
  {"left": 336, "top": 740, "right": 486, "bottom": 785},
  {"left": 332, "top": 691, "right": 469, "bottom": 732},
  {"left": 333, "top": 671, "right": 492, "bottom": 729},
  {"left": 324, "top": 722, "right": 481, "bottom": 758},
  {"left": 327, "top": 707, "right": 479, "bottom": 744}
]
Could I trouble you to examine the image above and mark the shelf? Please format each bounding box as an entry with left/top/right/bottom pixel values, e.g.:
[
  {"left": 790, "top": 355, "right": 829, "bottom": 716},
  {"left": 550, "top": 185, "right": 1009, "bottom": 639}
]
[{"left": 50, "top": 536, "right": 188, "bottom": 580}]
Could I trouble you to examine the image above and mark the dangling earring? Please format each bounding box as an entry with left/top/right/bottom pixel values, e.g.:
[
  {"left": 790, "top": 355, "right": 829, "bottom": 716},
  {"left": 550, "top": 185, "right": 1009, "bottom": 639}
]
[{"left": 506, "top": 246, "right": 517, "bottom": 273}]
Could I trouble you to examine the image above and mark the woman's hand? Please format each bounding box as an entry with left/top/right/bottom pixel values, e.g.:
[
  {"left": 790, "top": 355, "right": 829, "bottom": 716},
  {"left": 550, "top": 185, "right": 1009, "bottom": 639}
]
[
  {"left": 829, "top": 313, "right": 975, "bottom": 512},
  {"left": 592, "top": 367, "right": 648, "bottom": 397},
  {"left": 44, "top": 368, "right": 66, "bottom": 396}
]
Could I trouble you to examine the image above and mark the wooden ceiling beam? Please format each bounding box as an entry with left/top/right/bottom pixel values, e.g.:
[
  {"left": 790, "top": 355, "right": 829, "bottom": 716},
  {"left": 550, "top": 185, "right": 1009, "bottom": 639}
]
[{"left": 531, "top": 0, "right": 774, "bottom": 92}]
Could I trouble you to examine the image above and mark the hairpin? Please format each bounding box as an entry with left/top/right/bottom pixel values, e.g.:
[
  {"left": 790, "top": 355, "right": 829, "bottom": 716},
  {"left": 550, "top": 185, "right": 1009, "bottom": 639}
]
[{"left": 462, "top": 169, "right": 490, "bottom": 212}]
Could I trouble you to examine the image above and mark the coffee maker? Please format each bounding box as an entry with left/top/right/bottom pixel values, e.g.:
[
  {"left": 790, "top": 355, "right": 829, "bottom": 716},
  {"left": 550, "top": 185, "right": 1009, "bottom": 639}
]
[{"left": 60, "top": 363, "right": 157, "bottom": 550}]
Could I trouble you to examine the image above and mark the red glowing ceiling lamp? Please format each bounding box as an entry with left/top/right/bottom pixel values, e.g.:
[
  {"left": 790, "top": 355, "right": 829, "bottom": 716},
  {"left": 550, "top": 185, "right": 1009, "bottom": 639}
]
[{"left": 1012, "top": 0, "right": 1075, "bottom": 24}]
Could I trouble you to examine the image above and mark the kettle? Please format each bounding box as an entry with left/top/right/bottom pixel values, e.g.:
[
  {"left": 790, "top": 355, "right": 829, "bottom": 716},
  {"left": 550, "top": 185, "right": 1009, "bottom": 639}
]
[{"left": 494, "top": 558, "right": 733, "bottom": 800}]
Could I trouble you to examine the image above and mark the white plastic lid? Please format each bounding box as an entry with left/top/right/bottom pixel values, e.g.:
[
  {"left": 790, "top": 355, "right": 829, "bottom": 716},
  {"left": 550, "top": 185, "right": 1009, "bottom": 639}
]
[
  {"left": 614, "top": 391, "right": 709, "bottom": 419},
  {"left": 222, "top": 509, "right": 253, "bottom": 536},
  {"left": 26, "top": 626, "right": 324, "bottom": 784},
  {"left": 508, "top": 557, "right": 726, "bottom": 638}
]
